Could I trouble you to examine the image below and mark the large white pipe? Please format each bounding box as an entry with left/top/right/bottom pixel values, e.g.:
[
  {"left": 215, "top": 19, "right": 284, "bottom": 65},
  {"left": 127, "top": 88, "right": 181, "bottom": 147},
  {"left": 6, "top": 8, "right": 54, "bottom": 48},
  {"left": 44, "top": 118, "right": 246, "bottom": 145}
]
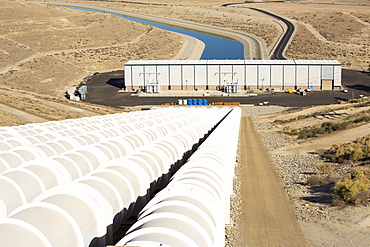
[
  {"left": 0, "top": 107, "right": 234, "bottom": 246},
  {"left": 0, "top": 218, "right": 52, "bottom": 246},
  {"left": 9, "top": 202, "right": 84, "bottom": 247},
  {"left": 118, "top": 107, "right": 241, "bottom": 247}
]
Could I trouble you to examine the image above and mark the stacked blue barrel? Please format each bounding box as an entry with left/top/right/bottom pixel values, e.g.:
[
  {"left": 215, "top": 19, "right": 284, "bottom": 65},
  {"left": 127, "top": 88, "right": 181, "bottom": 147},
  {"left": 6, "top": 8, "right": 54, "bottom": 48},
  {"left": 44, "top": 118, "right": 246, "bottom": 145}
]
[
  {"left": 78, "top": 85, "right": 87, "bottom": 100},
  {"left": 186, "top": 99, "right": 208, "bottom": 105}
]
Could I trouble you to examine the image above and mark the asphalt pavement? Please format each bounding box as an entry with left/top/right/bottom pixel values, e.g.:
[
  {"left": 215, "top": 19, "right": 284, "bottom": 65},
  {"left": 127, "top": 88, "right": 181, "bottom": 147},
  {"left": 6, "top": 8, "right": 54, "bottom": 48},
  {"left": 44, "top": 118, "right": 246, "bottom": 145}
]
[
  {"left": 84, "top": 69, "right": 370, "bottom": 108},
  {"left": 249, "top": 7, "right": 295, "bottom": 60}
]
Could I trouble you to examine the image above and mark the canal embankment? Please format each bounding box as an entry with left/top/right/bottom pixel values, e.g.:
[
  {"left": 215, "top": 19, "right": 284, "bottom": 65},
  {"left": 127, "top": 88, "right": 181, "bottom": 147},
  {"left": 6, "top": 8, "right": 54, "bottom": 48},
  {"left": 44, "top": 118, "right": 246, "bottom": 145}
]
[
  {"left": 41, "top": 1, "right": 267, "bottom": 60},
  {"left": 172, "top": 33, "right": 205, "bottom": 60}
]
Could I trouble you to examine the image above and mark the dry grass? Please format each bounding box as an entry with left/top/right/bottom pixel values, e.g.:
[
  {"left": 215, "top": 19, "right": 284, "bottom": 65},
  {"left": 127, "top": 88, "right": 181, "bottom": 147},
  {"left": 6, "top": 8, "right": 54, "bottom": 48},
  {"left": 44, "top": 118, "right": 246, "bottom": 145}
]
[
  {"left": 87, "top": 1, "right": 281, "bottom": 50},
  {"left": 0, "top": 0, "right": 183, "bottom": 98},
  {"left": 285, "top": 23, "right": 368, "bottom": 69},
  {"left": 0, "top": 87, "right": 127, "bottom": 127},
  {"left": 71, "top": 0, "right": 370, "bottom": 70},
  {"left": 0, "top": 38, "right": 37, "bottom": 68},
  {"left": 260, "top": 3, "right": 370, "bottom": 71},
  {"left": 6, "top": 13, "right": 147, "bottom": 52},
  {"left": 0, "top": 112, "right": 28, "bottom": 126},
  {"left": 0, "top": 92, "right": 76, "bottom": 121},
  {"left": 1, "top": 55, "right": 83, "bottom": 96},
  {"left": 54, "top": 27, "right": 183, "bottom": 72}
]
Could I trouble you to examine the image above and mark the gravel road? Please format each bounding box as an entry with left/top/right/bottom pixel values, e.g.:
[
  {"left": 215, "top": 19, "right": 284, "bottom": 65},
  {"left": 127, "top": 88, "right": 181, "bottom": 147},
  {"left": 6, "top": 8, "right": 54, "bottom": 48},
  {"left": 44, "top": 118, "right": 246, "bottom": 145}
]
[
  {"left": 0, "top": 102, "right": 49, "bottom": 123},
  {"left": 239, "top": 105, "right": 370, "bottom": 247},
  {"left": 238, "top": 116, "right": 310, "bottom": 246},
  {"left": 226, "top": 106, "right": 310, "bottom": 246}
]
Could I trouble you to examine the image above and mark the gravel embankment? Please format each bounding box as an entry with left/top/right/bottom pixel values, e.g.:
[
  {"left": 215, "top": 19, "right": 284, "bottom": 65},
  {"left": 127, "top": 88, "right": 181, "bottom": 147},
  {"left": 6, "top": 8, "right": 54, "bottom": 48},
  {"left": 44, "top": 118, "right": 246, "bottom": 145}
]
[
  {"left": 241, "top": 105, "right": 286, "bottom": 117},
  {"left": 225, "top": 153, "right": 242, "bottom": 247},
  {"left": 226, "top": 105, "right": 291, "bottom": 246},
  {"left": 237, "top": 105, "right": 370, "bottom": 247},
  {"left": 226, "top": 105, "right": 322, "bottom": 246},
  {"left": 253, "top": 118, "right": 330, "bottom": 224}
]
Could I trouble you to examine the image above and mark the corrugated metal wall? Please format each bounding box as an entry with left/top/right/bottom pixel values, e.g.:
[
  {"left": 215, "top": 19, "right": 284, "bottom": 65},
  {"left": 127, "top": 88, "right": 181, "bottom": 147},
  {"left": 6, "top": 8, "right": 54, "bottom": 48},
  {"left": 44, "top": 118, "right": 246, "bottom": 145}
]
[{"left": 124, "top": 60, "right": 342, "bottom": 91}]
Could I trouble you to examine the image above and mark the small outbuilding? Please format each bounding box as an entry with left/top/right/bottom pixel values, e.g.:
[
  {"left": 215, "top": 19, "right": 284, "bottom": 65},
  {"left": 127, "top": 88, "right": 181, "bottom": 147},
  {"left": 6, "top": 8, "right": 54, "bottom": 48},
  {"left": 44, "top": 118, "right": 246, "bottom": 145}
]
[{"left": 124, "top": 60, "right": 342, "bottom": 92}]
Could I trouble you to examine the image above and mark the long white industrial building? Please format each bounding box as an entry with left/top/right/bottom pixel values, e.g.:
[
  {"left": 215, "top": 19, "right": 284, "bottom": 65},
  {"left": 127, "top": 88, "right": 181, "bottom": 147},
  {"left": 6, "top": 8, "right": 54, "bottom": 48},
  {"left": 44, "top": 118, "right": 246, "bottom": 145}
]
[{"left": 124, "top": 60, "right": 342, "bottom": 92}]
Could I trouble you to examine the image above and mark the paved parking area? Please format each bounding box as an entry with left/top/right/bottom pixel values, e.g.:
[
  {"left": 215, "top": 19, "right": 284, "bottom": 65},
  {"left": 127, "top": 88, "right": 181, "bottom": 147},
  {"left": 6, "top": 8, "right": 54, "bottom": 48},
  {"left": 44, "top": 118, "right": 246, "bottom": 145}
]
[{"left": 84, "top": 69, "right": 369, "bottom": 108}]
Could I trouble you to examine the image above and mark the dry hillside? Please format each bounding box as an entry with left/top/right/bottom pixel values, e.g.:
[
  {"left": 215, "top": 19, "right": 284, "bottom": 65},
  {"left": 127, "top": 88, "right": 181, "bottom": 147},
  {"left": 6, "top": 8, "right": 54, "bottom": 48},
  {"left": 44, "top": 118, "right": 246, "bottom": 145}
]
[
  {"left": 0, "top": 0, "right": 182, "bottom": 97},
  {"left": 259, "top": 2, "right": 370, "bottom": 71},
  {"left": 65, "top": 0, "right": 370, "bottom": 71},
  {"left": 0, "top": 1, "right": 369, "bottom": 245},
  {"left": 0, "top": 0, "right": 183, "bottom": 125},
  {"left": 250, "top": 101, "right": 370, "bottom": 246}
]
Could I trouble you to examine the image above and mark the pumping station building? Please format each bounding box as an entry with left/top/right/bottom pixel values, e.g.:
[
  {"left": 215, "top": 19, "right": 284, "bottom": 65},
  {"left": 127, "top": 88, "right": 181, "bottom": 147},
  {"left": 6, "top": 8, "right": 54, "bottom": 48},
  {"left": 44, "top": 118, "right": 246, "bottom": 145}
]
[{"left": 124, "top": 59, "right": 342, "bottom": 93}]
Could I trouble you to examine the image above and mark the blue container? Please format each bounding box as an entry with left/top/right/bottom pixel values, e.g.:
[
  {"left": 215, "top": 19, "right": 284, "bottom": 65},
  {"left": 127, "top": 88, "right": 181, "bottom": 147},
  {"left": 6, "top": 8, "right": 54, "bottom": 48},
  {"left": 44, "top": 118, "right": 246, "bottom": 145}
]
[
  {"left": 197, "top": 99, "right": 202, "bottom": 105},
  {"left": 79, "top": 85, "right": 87, "bottom": 93},
  {"left": 203, "top": 99, "right": 208, "bottom": 105},
  {"left": 187, "top": 99, "right": 193, "bottom": 105},
  {"left": 78, "top": 86, "right": 87, "bottom": 95}
]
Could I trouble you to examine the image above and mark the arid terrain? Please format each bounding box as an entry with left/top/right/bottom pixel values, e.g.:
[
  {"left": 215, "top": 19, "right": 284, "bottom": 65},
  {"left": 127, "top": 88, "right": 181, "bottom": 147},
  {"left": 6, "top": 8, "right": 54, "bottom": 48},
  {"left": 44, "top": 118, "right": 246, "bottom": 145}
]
[
  {"left": 62, "top": 0, "right": 370, "bottom": 70},
  {"left": 1, "top": 0, "right": 369, "bottom": 98},
  {"left": 0, "top": 0, "right": 185, "bottom": 124},
  {"left": 0, "top": 0, "right": 183, "bottom": 97},
  {"left": 250, "top": 102, "right": 370, "bottom": 246},
  {"left": 221, "top": 101, "right": 370, "bottom": 246},
  {"left": 0, "top": 0, "right": 369, "bottom": 246},
  {"left": 257, "top": 1, "right": 370, "bottom": 70}
]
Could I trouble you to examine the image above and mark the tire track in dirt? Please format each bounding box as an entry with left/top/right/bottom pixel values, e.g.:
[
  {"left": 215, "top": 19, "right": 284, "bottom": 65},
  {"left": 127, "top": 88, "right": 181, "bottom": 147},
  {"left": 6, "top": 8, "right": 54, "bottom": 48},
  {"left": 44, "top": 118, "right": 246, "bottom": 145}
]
[
  {"left": 271, "top": 122, "right": 370, "bottom": 155},
  {"left": 0, "top": 19, "right": 160, "bottom": 75},
  {"left": 0, "top": 102, "right": 50, "bottom": 123},
  {"left": 0, "top": 87, "right": 102, "bottom": 124}
]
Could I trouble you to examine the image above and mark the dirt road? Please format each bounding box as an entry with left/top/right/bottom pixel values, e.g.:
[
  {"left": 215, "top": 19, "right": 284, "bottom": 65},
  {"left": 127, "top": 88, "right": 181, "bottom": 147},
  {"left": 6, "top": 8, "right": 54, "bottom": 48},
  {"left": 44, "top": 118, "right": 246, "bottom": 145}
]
[
  {"left": 239, "top": 116, "right": 310, "bottom": 246},
  {"left": 271, "top": 122, "right": 370, "bottom": 155},
  {"left": 0, "top": 102, "right": 49, "bottom": 123}
]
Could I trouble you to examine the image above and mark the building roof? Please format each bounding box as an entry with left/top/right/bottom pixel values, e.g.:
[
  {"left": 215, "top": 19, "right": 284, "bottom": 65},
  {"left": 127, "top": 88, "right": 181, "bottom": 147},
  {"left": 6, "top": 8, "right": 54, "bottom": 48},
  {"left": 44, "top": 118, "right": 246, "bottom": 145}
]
[{"left": 125, "top": 60, "right": 341, "bottom": 66}]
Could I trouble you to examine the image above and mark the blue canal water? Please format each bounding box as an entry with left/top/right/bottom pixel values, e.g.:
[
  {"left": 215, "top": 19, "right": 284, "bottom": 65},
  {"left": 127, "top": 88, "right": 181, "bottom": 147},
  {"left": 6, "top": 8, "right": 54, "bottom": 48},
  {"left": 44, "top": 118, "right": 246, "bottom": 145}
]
[{"left": 63, "top": 7, "right": 244, "bottom": 60}]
